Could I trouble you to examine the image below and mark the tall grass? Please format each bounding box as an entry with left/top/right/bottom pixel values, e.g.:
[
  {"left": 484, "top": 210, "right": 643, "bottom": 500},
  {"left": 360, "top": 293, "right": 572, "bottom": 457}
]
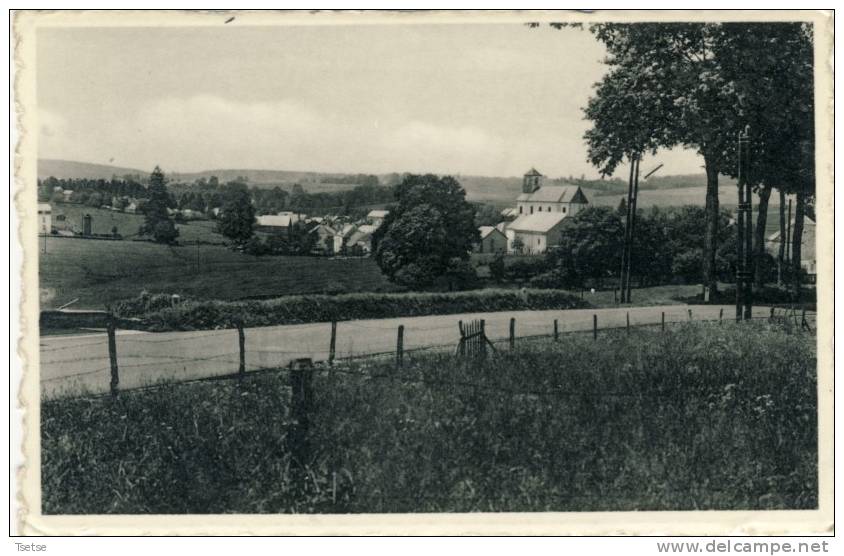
[{"left": 42, "top": 321, "right": 816, "bottom": 513}]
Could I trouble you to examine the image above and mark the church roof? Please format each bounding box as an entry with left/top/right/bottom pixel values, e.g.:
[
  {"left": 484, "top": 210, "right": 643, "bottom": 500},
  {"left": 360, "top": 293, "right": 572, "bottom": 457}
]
[{"left": 517, "top": 185, "right": 589, "bottom": 204}]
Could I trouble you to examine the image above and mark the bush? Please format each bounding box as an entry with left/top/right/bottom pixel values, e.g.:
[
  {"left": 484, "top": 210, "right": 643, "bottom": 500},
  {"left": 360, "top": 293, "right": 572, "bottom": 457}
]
[
  {"left": 112, "top": 288, "right": 590, "bottom": 331},
  {"left": 242, "top": 236, "right": 270, "bottom": 256}
]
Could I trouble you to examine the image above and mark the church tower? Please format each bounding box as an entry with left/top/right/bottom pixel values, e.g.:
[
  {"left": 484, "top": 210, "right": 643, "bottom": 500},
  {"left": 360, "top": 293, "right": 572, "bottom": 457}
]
[{"left": 523, "top": 168, "right": 542, "bottom": 194}]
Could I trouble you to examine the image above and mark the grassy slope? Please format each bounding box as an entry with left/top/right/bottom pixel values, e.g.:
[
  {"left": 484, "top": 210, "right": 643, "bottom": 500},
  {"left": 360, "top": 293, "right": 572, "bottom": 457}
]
[
  {"left": 42, "top": 321, "right": 817, "bottom": 513},
  {"left": 39, "top": 236, "right": 395, "bottom": 310}
]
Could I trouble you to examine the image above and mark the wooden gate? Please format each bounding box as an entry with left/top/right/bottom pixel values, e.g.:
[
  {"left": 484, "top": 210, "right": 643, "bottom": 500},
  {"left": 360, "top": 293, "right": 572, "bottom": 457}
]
[{"left": 456, "top": 319, "right": 496, "bottom": 359}]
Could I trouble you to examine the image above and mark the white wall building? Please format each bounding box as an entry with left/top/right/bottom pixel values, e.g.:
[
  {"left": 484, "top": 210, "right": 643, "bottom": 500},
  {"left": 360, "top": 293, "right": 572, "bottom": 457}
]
[
  {"left": 501, "top": 168, "right": 589, "bottom": 254},
  {"left": 38, "top": 203, "right": 52, "bottom": 234}
]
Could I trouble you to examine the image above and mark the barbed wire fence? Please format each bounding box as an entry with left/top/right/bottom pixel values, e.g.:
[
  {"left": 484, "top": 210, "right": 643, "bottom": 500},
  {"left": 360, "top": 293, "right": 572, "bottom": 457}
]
[
  {"left": 41, "top": 305, "right": 815, "bottom": 401},
  {"left": 40, "top": 306, "right": 818, "bottom": 511}
]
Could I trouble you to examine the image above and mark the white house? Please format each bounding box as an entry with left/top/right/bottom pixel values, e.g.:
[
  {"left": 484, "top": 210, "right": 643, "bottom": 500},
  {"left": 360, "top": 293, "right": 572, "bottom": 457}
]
[
  {"left": 256, "top": 211, "right": 306, "bottom": 234},
  {"left": 346, "top": 224, "right": 378, "bottom": 254},
  {"left": 38, "top": 203, "right": 52, "bottom": 234},
  {"left": 506, "top": 212, "right": 569, "bottom": 254},
  {"left": 367, "top": 209, "right": 389, "bottom": 228},
  {"left": 332, "top": 223, "right": 358, "bottom": 253}
]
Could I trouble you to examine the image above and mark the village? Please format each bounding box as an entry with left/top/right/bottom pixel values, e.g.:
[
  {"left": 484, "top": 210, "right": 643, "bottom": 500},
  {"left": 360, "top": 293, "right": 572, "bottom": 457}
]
[
  {"left": 24, "top": 13, "right": 825, "bottom": 527},
  {"left": 36, "top": 167, "right": 816, "bottom": 280}
]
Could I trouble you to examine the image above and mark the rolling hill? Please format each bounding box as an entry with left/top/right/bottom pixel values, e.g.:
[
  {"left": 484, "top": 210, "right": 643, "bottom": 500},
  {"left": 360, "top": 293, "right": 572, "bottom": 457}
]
[{"left": 38, "top": 158, "right": 750, "bottom": 206}]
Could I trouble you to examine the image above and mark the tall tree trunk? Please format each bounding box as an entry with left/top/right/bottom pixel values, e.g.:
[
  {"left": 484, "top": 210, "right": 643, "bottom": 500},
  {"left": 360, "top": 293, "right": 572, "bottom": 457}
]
[
  {"left": 753, "top": 185, "right": 772, "bottom": 288},
  {"left": 791, "top": 187, "right": 806, "bottom": 300},
  {"left": 777, "top": 188, "right": 786, "bottom": 287},
  {"left": 702, "top": 153, "right": 720, "bottom": 300}
]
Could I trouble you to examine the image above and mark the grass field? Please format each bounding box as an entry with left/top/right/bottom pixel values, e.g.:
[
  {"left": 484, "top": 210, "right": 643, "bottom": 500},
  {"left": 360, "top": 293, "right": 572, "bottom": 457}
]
[
  {"left": 39, "top": 236, "right": 396, "bottom": 309},
  {"left": 49, "top": 204, "right": 224, "bottom": 243},
  {"left": 42, "top": 320, "right": 817, "bottom": 514}
]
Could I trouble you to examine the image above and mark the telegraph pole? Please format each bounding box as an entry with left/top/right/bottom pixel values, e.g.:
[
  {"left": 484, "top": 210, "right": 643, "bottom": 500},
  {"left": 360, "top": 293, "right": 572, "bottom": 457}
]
[
  {"left": 624, "top": 155, "right": 641, "bottom": 303},
  {"left": 736, "top": 127, "right": 753, "bottom": 320},
  {"left": 619, "top": 155, "right": 636, "bottom": 303}
]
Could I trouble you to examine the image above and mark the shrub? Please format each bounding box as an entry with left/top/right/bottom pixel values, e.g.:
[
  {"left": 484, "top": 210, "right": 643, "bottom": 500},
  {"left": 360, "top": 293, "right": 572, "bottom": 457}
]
[{"left": 112, "top": 288, "right": 590, "bottom": 331}]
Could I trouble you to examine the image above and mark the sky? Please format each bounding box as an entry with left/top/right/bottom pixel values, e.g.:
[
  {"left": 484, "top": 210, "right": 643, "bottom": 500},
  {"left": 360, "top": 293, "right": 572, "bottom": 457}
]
[{"left": 37, "top": 23, "right": 703, "bottom": 179}]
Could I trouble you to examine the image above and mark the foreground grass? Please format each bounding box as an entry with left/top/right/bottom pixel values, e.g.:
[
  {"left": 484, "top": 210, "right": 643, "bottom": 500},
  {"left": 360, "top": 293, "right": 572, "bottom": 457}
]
[{"left": 42, "top": 321, "right": 816, "bottom": 513}]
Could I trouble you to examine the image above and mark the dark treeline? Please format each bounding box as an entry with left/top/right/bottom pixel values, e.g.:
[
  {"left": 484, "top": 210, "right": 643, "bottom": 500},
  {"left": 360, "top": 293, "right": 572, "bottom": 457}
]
[
  {"left": 39, "top": 173, "right": 396, "bottom": 218},
  {"left": 38, "top": 176, "right": 149, "bottom": 206}
]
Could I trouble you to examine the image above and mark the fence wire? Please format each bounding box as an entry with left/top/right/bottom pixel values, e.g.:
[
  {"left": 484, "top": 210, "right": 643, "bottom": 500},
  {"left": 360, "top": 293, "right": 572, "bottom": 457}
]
[{"left": 41, "top": 306, "right": 816, "bottom": 400}]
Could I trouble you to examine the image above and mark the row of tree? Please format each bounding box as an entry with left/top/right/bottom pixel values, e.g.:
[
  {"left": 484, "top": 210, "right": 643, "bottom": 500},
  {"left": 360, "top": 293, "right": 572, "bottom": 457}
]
[{"left": 578, "top": 22, "right": 814, "bottom": 299}]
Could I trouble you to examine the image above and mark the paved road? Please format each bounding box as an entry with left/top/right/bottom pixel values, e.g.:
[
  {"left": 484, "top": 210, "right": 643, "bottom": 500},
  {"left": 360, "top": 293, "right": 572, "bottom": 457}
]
[{"left": 41, "top": 304, "right": 787, "bottom": 399}]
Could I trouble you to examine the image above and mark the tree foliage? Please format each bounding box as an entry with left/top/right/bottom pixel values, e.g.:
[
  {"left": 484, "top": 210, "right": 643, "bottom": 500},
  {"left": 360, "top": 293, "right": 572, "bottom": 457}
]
[
  {"left": 139, "top": 166, "right": 179, "bottom": 244},
  {"left": 216, "top": 182, "right": 256, "bottom": 246},
  {"left": 373, "top": 174, "right": 479, "bottom": 289}
]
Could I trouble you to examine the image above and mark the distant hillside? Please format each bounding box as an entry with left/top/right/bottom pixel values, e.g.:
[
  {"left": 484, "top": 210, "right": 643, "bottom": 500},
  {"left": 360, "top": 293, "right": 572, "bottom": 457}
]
[
  {"left": 39, "top": 159, "right": 739, "bottom": 203},
  {"left": 38, "top": 159, "right": 147, "bottom": 181}
]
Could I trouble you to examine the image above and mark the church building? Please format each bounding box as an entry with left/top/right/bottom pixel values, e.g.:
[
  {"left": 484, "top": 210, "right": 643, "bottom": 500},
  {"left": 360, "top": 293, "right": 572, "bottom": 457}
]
[{"left": 504, "top": 168, "right": 589, "bottom": 254}]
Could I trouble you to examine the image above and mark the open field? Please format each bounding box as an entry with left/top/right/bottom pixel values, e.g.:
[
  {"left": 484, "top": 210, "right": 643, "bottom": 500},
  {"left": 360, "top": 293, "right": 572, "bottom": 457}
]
[
  {"left": 42, "top": 320, "right": 817, "bottom": 513},
  {"left": 48, "top": 204, "right": 224, "bottom": 243},
  {"left": 39, "top": 236, "right": 396, "bottom": 310}
]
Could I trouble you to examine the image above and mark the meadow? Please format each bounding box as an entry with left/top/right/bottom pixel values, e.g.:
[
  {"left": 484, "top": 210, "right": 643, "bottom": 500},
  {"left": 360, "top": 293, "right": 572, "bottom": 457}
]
[
  {"left": 41, "top": 320, "right": 817, "bottom": 514},
  {"left": 39, "top": 236, "right": 396, "bottom": 310}
]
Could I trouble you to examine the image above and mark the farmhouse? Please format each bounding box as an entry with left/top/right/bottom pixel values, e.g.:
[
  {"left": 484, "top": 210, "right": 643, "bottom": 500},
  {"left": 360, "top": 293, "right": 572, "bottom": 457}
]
[
  {"left": 256, "top": 212, "right": 306, "bottom": 235},
  {"left": 346, "top": 224, "right": 377, "bottom": 254},
  {"left": 506, "top": 213, "right": 569, "bottom": 255},
  {"left": 312, "top": 223, "right": 338, "bottom": 252},
  {"left": 474, "top": 226, "right": 507, "bottom": 254},
  {"left": 367, "top": 209, "right": 389, "bottom": 228},
  {"left": 766, "top": 216, "right": 817, "bottom": 279},
  {"left": 38, "top": 203, "right": 52, "bottom": 234},
  {"left": 332, "top": 223, "right": 358, "bottom": 253}
]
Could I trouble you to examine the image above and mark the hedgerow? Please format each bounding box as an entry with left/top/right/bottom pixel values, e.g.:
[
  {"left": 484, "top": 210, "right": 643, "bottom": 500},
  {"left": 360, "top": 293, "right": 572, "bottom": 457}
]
[{"left": 110, "top": 289, "right": 590, "bottom": 331}]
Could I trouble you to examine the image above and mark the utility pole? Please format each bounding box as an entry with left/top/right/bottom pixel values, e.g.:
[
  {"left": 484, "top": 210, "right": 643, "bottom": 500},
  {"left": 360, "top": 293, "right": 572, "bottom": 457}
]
[
  {"left": 736, "top": 127, "right": 753, "bottom": 320},
  {"left": 624, "top": 156, "right": 641, "bottom": 304},
  {"left": 619, "top": 156, "right": 636, "bottom": 303}
]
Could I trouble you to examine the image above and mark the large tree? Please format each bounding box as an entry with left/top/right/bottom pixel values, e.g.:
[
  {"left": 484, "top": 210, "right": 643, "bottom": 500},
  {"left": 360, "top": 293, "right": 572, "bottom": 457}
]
[
  {"left": 583, "top": 23, "right": 744, "bottom": 297},
  {"left": 545, "top": 207, "right": 625, "bottom": 290},
  {"left": 373, "top": 174, "right": 479, "bottom": 289},
  {"left": 713, "top": 23, "right": 814, "bottom": 291},
  {"left": 216, "top": 181, "right": 256, "bottom": 246},
  {"left": 139, "top": 166, "right": 179, "bottom": 244}
]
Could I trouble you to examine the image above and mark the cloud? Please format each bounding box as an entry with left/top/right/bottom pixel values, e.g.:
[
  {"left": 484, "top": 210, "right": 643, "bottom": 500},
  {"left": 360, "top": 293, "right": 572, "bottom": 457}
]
[{"left": 38, "top": 94, "right": 702, "bottom": 178}]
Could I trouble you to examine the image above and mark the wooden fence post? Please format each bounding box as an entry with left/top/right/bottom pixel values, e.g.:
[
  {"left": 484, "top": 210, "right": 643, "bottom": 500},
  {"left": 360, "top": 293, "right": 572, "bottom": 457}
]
[
  {"left": 553, "top": 319, "right": 559, "bottom": 342},
  {"left": 626, "top": 312, "right": 630, "bottom": 335},
  {"left": 593, "top": 314, "right": 597, "bottom": 340},
  {"left": 661, "top": 311, "right": 665, "bottom": 332},
  {"left": 288, "top": 359, "right": 314, "bottom": 473},
  {"left": 770, "top": 306, "right": 776, "bottom": 320},
  {"left": 329, "top": 320, "right": 337, "bottom": 366},
  {"left": 719, "top": 307, "right": 724, "bottom": 323},
  {"left": 107, "top": 316, "right": 119, "bottom": 396},
  {"left": 509, "top": 318, "right": 515, "bottom": 351},
  {"left": 688, "top": 308, "right": 693, "bottom": 321},
  {"left": 237, "top": 321, "right": 246, "bottom": 377},
  {"left": 396, "top": 325, "right": 404, "bottom": 369},
  {"left": 480, "top": 319, "right": 487, "bottom": 360}
]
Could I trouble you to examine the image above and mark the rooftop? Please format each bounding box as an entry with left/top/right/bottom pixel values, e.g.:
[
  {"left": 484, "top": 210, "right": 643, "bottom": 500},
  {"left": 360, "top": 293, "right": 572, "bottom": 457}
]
[
  {"left": 507, "top": 212, "right": 568, "bottom": 233},
  {"left": 517, "top": 185, "right": 589, "bottom": 204}
]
